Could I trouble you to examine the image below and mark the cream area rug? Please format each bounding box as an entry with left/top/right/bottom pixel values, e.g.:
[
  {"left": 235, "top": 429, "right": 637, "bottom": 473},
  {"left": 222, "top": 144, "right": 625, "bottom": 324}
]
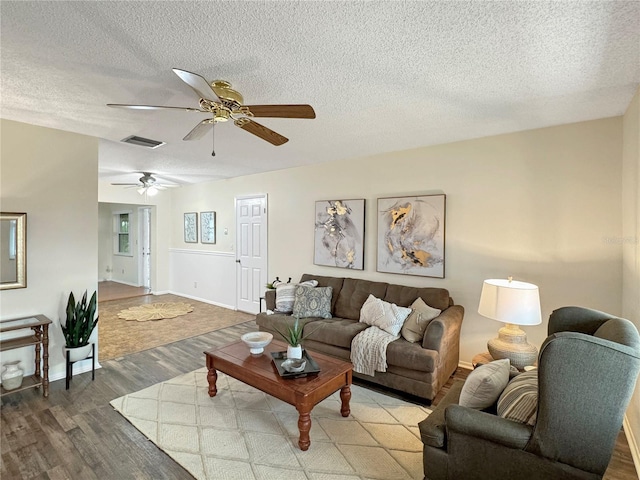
[
  {"left": 110, "top": 367, "right": 430, "bottom": 480},
  {"left": 117, "top": 302, "right": 194, "bottom": 322}
]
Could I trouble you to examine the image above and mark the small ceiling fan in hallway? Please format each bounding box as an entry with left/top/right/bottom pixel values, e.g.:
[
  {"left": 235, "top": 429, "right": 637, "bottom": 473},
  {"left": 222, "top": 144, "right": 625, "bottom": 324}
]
[
  {"left": 111, "top": 172, "right": 179, "bottom": 197},
  {"left": 107, "top": 68, "right": 316, "bottom": 156}
]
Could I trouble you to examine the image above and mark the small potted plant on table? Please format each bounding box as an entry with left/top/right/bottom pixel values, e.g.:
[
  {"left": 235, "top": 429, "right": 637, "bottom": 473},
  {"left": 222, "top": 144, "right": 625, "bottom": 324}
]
[{"left": 274, "top": 318, "right": 322, "bottom": 360}]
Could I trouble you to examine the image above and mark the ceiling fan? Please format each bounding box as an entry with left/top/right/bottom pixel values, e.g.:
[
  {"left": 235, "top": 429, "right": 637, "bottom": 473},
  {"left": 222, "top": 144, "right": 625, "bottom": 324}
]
[
  {"left": 107, "top": 68, "right": 316, "bottom": 156},
  {"left": 111, "top": 172, "right": 179, "bottom": 197}
]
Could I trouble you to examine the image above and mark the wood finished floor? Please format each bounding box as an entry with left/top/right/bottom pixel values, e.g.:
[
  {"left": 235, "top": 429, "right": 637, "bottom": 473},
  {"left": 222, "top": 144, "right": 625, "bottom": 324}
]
[
  {"left": 1, "top": 323, "right": 638, "bottom": 479},
  {"left": 98, "top": 281, "right": 151, "bottom": 303}
]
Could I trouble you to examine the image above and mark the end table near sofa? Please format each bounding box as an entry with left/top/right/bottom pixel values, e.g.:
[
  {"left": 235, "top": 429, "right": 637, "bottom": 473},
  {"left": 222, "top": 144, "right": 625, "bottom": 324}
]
[{"left": 472, "top": 352, "right": 494, "bottom": 369}]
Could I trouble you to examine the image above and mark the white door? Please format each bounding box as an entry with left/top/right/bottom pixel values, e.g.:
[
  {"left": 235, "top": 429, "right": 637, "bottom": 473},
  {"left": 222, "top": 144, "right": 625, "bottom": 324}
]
[
  {"left": 138, "top": 207, "right": 151, "bottom": 289},
  {"left": 236, "top": 195, "right": 267, "bottom": 314}
]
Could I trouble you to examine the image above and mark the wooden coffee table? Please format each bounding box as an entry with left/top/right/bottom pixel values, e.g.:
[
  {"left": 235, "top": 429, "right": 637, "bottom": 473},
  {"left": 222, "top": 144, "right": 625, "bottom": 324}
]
[{"left": 205, "top": 339, "right": 352, "bottom": 451}]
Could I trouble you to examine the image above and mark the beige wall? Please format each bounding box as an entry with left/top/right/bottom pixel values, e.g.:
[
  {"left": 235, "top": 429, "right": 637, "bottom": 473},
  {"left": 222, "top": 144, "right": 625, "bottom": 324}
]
[
  {"left": 0, "top": 119, "right": 98, "bottom": 381},
  {"left": 171, "top": 117, "right": 624, "bottom": 363},
  {"left": 622, "top": 86, "right": 640, "bottom": 473}
]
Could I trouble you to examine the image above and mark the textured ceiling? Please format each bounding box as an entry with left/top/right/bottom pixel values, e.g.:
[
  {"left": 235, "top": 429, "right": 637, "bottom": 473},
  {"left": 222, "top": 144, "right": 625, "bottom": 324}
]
[{"left": 1, "top": 1, "right": 638, "bottom": 186}]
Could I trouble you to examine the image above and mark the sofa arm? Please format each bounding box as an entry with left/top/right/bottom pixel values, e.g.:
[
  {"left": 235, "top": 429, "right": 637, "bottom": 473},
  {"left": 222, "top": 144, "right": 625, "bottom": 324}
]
[
  {"left": 422, "top": 305, "right": 464, "bottom": 352},
  {"left": 265, "top": 289, "right": 276, "bottom": 311},
  {"left": 446, "top": 404, "right": 532, "bottom": 449}
]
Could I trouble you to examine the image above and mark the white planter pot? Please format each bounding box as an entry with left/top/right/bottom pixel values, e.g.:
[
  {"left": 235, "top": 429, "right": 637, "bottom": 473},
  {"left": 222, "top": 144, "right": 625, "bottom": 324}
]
[
  {"left": 287, "top": 344, "right": 303, "bottom": 360},
  {"left": 2, "top": 360, "right": 24, "bottom": 390},
  {"left": 64, "top": 344, "right": 93, "bottom": 362}
]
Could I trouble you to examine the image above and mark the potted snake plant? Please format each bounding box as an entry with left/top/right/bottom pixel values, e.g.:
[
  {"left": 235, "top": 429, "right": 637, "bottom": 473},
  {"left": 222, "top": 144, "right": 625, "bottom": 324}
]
[{"left": 61, "top": 290, "right": 99, "bottom": 362}]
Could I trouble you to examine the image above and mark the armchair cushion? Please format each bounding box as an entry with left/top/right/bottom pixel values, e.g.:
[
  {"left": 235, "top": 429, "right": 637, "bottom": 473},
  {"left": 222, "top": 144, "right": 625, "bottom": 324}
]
[
  {"left": 497, "top": 370, "right": 538, "bottom": 426},
  {"left": 459, "top": 359, "right": 510, "bottom": 409}
]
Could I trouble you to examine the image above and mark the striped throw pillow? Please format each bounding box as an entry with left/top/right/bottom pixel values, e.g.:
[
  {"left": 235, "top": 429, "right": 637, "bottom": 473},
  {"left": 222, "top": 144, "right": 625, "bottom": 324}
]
[{"left": 497, "top": 370, "right": 538, "bottom": 426}]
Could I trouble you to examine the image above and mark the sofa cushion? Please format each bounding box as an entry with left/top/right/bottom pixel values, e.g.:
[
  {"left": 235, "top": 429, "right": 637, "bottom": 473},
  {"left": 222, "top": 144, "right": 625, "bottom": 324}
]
[
  {"left": 386, "top": 338, "right": 437, "bottom": 373},
  {"left": 383, "top": 284, "right": 451, "bottom": 311},
  {"left": 300, "top": 274, "right": 345, "bottom": 311},
  {"left": 303, "top": 318, "right": 369, "bottom": 349},
  {"left": 497, "top": 370, "right": 538, "bottom": 426},
  {"left": 359, "top": 294, "right": 412, "bottom": 336},
  {"left": 401, "top": 297, "right": 442, "bottom": 343},
  {"left": 334, "top": 278, "right": 388, "bottom": 320},
  {"left": 459, "top": 359, "right": 510, "bottom": 409},
  {"left": 256, "top": 313, "right": 316, "bottom": 339},
  {"left": 292, "top": 285, "right": 332, "bottom": 319}
]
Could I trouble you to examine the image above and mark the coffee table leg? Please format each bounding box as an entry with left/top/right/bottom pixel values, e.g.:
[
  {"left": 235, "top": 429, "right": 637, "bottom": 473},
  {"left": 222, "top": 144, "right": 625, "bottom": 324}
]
[
  {"left": 297, "top": 406, "right": 312, "bottom": 451},
  {"left": 206, "top": 356, "right": 218, "bottom": 397},
  {"left": 340, "top": 385, "right": 351, "bottom": 417}
]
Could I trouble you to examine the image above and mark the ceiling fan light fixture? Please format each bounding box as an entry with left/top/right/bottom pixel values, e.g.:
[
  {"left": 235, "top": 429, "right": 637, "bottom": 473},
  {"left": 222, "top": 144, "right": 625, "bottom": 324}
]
[{"left": 146, "top": 186, "right": 159, "bottom": 196}]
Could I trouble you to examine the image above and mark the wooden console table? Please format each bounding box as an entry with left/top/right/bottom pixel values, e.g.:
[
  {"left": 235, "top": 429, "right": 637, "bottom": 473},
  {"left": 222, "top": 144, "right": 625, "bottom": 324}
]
[{"left": 0, "top": 314, "right": 51, "bottom": 398}]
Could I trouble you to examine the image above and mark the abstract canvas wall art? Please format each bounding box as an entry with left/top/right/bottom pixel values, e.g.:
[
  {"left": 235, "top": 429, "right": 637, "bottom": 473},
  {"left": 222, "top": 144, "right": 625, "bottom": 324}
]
[
  {"left": 184, "top": 212, "right": 197, "bottom": 243},
  {"left": 377, "top": 194, "right": 445, "bottom": 278},
  {"left": 314, "top": 199, "right": 365, "bottom": 270}
]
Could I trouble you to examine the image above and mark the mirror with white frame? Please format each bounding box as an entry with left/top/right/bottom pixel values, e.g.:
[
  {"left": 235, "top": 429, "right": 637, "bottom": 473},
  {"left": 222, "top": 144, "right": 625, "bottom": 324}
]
[{"left": 0, "top": 212, "right": 27, "bottom": 290}]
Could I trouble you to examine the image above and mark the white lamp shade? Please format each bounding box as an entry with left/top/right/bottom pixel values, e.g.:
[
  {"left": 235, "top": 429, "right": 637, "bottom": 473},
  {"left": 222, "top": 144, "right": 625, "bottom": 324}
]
[{"left": 478, "top": 279, "right": 541, "bottom": 326}]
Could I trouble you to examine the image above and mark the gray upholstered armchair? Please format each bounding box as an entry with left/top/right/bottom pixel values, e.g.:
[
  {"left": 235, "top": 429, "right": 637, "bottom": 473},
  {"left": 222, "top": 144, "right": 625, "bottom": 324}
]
[{"left": 419, "top": 306, "right": 640, "bottom": 480}]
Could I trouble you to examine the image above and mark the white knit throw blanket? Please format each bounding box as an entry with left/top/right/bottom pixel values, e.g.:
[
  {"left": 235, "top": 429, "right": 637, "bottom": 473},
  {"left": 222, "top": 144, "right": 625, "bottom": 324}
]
[{"left": 350, "top": 326, "right": 399, "bottom": 377}]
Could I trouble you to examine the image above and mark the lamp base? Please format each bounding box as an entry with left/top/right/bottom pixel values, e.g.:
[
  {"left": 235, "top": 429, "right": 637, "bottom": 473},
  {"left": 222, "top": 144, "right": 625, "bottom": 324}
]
[{"left": 487, "top": 324, "right": 537, "bottom": 370}]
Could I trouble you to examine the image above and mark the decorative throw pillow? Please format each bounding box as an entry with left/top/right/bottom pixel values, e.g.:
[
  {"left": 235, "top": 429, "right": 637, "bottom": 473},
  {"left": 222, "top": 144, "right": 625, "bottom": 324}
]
[
  {"left": 459, "top": 359, "right": 511, "bottom": 409},
  {"left": 292, "top": 285, "right": 333, "bottom": 319},
  {"left": 359, "top": 294, "right": 412, "bottom": 336},
  {"left": 497, "top": 370, "right": 538, "bottom": 426},
  {"left": 275, "top": 280, "right": 318, "bottom": 313},
  {"left": 401, "top": 297, "right": 442, "bottom": 343}
]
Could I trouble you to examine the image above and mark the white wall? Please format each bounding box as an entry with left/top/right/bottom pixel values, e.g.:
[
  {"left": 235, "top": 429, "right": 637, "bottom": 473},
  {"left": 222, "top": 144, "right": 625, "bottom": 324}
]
[
  {"left": 622, "top": 86, "right": 640, "bottom": 475},
  {"left": 0, "top": 119, "right": 99, "bottom": 381},
  {"left": 98, "top": 183, "right": 172, "bottom": 293},
  {"left": 170, "top": 117, "right": 623, "bottom": 363}
]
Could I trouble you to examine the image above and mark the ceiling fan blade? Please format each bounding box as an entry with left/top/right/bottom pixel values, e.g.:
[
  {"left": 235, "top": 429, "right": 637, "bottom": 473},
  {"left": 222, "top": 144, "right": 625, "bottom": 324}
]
[
  {"left": 172, "top": 68, "right": 220, "bottom": 101},
  {"left": 107, "top": 104, "right": 205, "bottom": 112},
  {"left": 234, "top": 118, "right": 288, "bottom": 146},
  {"left": 243, "top": 105, "right": 316, "bottom": 119},
  {"left": 183, "top": 120, "right": 214, "bottom": 141},
  {"left": 111, "top": 183, "right": 141, "bottom": 186}
]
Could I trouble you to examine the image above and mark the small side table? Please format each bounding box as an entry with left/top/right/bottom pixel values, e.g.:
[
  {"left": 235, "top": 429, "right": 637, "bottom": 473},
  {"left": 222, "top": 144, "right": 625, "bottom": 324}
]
[{"left": 472, "top": 352, "right": 494, "bottom": 369}]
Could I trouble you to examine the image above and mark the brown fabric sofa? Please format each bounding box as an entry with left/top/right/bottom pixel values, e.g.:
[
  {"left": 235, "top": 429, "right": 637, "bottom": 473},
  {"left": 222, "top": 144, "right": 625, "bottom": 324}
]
[{"left": 255, "top": 273, "right": 465, "bottom": 402}]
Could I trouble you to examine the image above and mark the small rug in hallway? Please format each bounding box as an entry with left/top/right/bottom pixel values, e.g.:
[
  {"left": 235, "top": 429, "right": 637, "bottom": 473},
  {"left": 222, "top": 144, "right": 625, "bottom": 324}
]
[
  {"left": 110, "top": 367, "right": 430, "bottom": 480},
  {"left": 117, "top": 302, "right": 194, "bottom": 322}
]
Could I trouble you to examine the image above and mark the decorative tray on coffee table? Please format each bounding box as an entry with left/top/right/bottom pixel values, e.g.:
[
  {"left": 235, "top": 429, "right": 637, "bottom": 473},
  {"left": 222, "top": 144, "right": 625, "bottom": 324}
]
[{"left": 271, "top": 350, "right": 321, "bottom": 379}]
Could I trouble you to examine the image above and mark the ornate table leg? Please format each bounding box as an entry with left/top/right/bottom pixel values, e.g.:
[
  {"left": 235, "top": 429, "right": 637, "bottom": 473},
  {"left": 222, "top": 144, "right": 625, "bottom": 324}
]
[
  {"left": 297, "top": 405, "right": 312, "bottom": 451},
  {"left": 33, "top": 327, "right": 42, "bottom": 383},
  {"left": 340, "top": 384, "right": 351, "bottom": 417},
  {"left": 206, "top": 355, "right": 218, "bottom": 397},
  {"left": 42, "top": 324, "right": 49, "bottom": 397}
]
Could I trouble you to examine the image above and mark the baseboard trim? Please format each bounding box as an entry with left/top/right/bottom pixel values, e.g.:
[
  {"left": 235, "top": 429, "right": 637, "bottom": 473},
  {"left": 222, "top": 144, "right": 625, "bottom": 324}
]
[
  {"left": 458, "top": 360, "right": 473, "bottom": 370},
  {"left": 166, "top": 291, "right": 236, "bottom": 311},
  {"left": 623, "top": 415, "right": 640, "bottom": 478}
]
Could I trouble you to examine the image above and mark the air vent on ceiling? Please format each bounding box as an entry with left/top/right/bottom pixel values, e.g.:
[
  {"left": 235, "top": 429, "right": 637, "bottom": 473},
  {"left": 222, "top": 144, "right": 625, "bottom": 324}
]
[{"left": 121, "top": 135, "right": 165, "bottom": 149}]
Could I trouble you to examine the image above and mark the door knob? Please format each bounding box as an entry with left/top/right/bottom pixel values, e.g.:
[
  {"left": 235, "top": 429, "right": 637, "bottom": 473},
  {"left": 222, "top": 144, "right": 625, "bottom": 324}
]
[{"left": 236, "top": 259, "right": 241, "bottom": 263}]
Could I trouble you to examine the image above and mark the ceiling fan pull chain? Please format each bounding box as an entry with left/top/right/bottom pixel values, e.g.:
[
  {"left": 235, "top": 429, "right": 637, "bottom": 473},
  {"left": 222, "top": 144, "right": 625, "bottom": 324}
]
[{"left": 211, "top": 120, "right": 216, "bottom": 157}]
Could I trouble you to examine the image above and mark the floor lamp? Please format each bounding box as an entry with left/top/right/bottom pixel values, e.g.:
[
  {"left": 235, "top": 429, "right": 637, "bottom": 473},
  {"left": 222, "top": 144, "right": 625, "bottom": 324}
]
[{"left": 478, "top": 277, "right": 542, "bottom": 370}]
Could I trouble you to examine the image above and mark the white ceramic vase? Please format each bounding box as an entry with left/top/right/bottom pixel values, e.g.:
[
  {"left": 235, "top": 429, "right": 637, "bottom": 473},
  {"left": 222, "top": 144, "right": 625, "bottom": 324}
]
[
  {"left": 287, "top": 344, "right": 303, "bottom": 360},
  {"left": 64, "top": 344, "right": 93, "bottom": 362},
  {"left": 2, "top": 360, "right": 24, "bottom": 391}
]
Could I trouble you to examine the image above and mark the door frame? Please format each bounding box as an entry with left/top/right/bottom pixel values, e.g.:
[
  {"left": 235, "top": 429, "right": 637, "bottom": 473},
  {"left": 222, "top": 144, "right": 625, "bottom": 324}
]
[
  {"left": 235, "top": 194, "right": 268, "bottom": 312},
  {"left": 137, "top": 206, "right": 152, "bottom": 289}
]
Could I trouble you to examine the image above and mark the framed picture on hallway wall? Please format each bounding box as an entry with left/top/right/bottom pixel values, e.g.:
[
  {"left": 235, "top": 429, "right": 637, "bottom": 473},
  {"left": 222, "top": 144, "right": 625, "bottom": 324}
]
[
  {"left": 184, "top": 212, "right": 198, "bottom": 243},
  {"left": 377, "top": 194, "right": 446, "bottom": 278},
  {"left": 200, "top": 211, "right": 216, "bottom": 244},
  {"left": 314, "top": 199, "right": 365, "bottom": 270}
]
